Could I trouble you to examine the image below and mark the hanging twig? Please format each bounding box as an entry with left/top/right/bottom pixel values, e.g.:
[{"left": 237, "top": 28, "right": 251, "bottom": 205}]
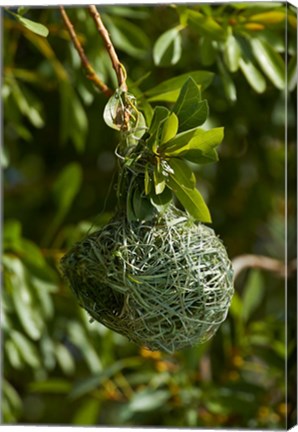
[
  {"left": 232, "top": 254, "right": 297, "bottom": 280},
  {"left": 88, "top": 4, "right": 128, "bottom": 91},
  {"left": 59, "top": 5, "right": 112, "bottom": 96}
]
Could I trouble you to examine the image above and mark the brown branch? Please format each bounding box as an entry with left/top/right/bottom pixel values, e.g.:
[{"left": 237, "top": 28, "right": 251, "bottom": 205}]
[
  {"left": 59, "top": 5, "right": 112, "bottom": 96},
  {"left": 88, "top": 5, "right": 127, "bottom": 91},
  {"left": 232, "top": 254, "right": 297, "bottom": 280}
]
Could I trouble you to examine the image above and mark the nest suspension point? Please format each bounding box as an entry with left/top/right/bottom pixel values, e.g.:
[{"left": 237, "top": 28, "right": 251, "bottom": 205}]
[{"left": 61, "top": 207, "right": 234, "bottom": 353}]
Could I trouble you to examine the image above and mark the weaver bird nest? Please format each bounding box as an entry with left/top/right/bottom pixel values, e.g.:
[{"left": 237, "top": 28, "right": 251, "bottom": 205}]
[{"left": 61, "top": 207, "right": 234, "bottom": 353}]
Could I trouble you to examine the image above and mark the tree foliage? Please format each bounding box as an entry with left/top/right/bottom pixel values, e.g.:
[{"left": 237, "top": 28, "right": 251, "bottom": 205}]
[{"left": 2, "top": 3, "right": 297, "bottom": 428}]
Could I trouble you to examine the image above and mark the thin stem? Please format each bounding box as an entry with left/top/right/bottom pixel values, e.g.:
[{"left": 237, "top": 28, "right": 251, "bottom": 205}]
[
  {"left": 88, "top": 5, "right": 128, "bottom": 91},
  {"left": 59, "top": 5, "right": 112, "bottom": 96},
  {"left": 232, "top": 254, "right": 297, "bottom": 280}
]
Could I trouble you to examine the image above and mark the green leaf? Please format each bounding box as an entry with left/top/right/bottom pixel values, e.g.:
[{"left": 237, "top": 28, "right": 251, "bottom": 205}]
[
  {"left": 132, "top": 186, "right": 156, "bottom": 221},
  {"left": 29, "top": 379, "right": 71, "bottom": 394},
  {"left": 5, "top": 340, "right": 23, "bottom": 370},
  {"left": 224, "top": 29, "right": 241, "bottom": 73},
  {"left": 10, "top": 78, "right": 44, "bottom": 128},
  {"left": 2, "top": 380, "right": 22, "bottom": 422},
  {"left": 239, "top": 57, "right": 267, "bottom": 93},
  {"left": 53, "top": 163, "right": 82, "bottom": 218},
  {"left": 17, "top": 7, "right": 30, "bottom": 15},
  {"left": 144, "top": 164, "right": 152, "bottom": 195},
  {"left": 236, "top": 36, "right": 266, "bottom": 93},
  {"left": 249, "top": 10, "right": 286, "bottom": 24},
  {"left": 183, "top": 148, "right": 218, "bottom": 165},
  {"left": 229, "top": 292, "right": 243, "bottom": 320},
  {"left": 72, "top": 398, "right": 101, "bottom": 425},
  {"left": 105, "top": 6, "right": 149, "bottom": 19},
  {"left": 242, "top": 270, "right": 265, "bottom": 323},
  {"left": 4, "top": 220, "right": 22, "bottom": 250},
  {"left": 168, "top": 158, "right": 196, "bottom": 189},
  {"left": 250, "top": 38, "right": 285, "bottom": 89},
  {"left": 103, "top": 15, "right": 150, "bottom": 59},
  {"left": 103, "top": 91, "right": 122, "bottom": 131},
  {"left": 166, "top": 159, "right": 211, "bottom": 222},
  {"left": 43, "top": 162, "right": 82, "bottom": 245},
  {"left": 161, "top": 128, "right": 198, "bottom": 151},
  {"left": 60, "top": 82, "right": 88, "bottom": 152},
  {"left": 147, "top": 106, "right": 171, "bottom": 153},
  {"left": 164, "top": 127, "right": 224, "bottom": 158},
  {"left": 200, "top": 37, "right": 217, "bottom": 66},
  {"left": 55, "top": 343, "right": 75, "bottom": 375},
  {"left": 4, "top": 256, "right": 44, "bottom": 340},
  {"left": 10, "top": 330, "right": 41, "bottom": 368},
  {"left": 129, "top": 389, "right": 171, "bottom": 412},
  {"left": 153, "top": 164, "right": 166, "bottom": 195},
  {"left": 187, "top": 9, "right": 225, "bottom": 41},
  {"left": 160, "top": 112, "right": 179, "bottom": 144},
  {"left": 67, "top": 321, "right": 102, "bottom": 374},
  {"left": 217, "top": 58, "right": 237, "bottom": 102},
  {"left": 150, "top": 187, "right": 172, "bottom": 212},
  {"left": 9, "top": 11, "right": 49, "bottom": 37},
  {"left": 172, "top": 77, "right": 209, "bottom": 132},
  {"left": 149, "top": 106, "right": 171, "bottom": 135},
  {"left": 145, "top": 71, "right": 214, "bottom": 102},
  {"left": 153, "top": 27, "right": 183, "bottom": 67}
]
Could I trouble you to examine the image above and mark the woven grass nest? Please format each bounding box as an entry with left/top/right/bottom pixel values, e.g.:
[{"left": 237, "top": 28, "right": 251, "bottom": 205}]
[{"left": 61, "top": 206, "right": 234, "bottom": 353}]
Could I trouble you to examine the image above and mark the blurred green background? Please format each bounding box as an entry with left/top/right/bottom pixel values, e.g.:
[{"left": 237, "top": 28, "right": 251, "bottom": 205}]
[{"left": 2, "top": 3, "right": 297, "bottom": 428}]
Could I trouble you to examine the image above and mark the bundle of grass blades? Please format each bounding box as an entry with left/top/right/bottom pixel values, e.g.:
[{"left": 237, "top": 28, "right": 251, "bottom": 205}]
[
  {"left": 61, "top": 78, "right": 234, "bottom": 353},
  {"left": 61, "top": 206, "right": 234, "bottom": 353}
]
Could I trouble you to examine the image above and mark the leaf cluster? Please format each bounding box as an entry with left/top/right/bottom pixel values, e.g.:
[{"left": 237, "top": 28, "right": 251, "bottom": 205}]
[
  {"left": 152, "top": 3, "right": 297, "bottom": 100},
  {"left": 104, "top": 77, "right": 223, "bottom": 223}
]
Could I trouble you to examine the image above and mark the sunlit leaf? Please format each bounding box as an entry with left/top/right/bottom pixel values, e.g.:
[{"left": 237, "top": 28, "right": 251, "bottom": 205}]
[
  {"left": 10, "top": 330, "right": 41, "bottom": 368},
  {"left": 250, "top": 38, "right": 285, "bottom": 89},
  {"left": 153, "top": 27, "right": 183, "bottom": 67},
  {"left": 160, "top": 112, "right": 179, "bottom": 144},
  {"left": 145, "top": 71, "right": 214, "bottom": 102},
  {"left": 164, "top": 127, "right": 224, "bottom": 163},
  {"left": 4, "top": 256, "right": 44, "bottom": 340},
  {"left": 10, "top": 78, "right": 44, "bottom": 128},
  {"left": 187, "top": 9, "right": 225, "bottom": 41},
  {"left": 166, "top": 158, "right": 211, "bottom": 222},
  {"left": 224, "top": 29, "right": 241, "bottom": 73},
  {"left": 8, "top": 10, "right": 49, "bottom": 37},
  {"left": 217, "top": 58, "right": 237, "bottom": 102},
  {"left": 5, "top": 340, "right": 23, "bottom": 369},
  {"left": 55, "top": 343, "right": 75, "bottom": 375},
  {"left": 249, "top": 11, "right": 285, "bottom": 24},
  {"left": 239, "top": 57, "right": 266, "bottom": 93},
  {"left": 165, "top": 128, "right": 224, "bottom": 157},
  {"left": 2, "top": 380, "right": 22, "bottom": 423},
  {"left": 129, "top": 389, "right": 171, "bottom": 412},
  {"left": 153, "top": 165, "right": 166, "bottom": 195}
]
